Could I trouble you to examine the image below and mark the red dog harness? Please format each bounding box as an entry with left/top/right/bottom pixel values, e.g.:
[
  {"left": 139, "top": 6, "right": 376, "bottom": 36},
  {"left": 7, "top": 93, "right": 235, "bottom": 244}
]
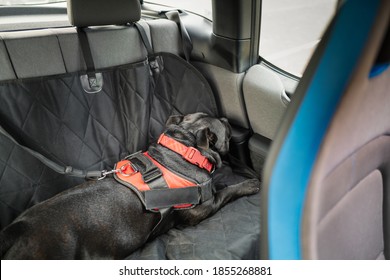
[{"left": 113, "top": 134, "right": 214, "bottom": 211}]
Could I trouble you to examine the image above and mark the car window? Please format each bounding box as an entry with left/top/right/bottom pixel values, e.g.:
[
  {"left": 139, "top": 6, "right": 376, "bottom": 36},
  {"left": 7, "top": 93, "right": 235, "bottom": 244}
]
[
  {"left": 260, "top": 0, "right": 337, "bottom": 76},
  {"left": 147, "top": 0, "right": 212, "bottom": 19},
  {"left": 1, "top": 0, "right": 336, "bottom": 77},
  {"left": 0, "top": 0, "right": 64, "bottom": 4},
  {"left": 146, "top": 0, "right": 337, "bottom": 77}
]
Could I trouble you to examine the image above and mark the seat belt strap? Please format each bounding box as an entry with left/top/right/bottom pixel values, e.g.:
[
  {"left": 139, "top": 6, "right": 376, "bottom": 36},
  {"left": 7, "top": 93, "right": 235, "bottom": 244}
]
[
  {"left": 134, "top": 22, "right": 154, "bottom": 56},
  {"left": 165, "top": 10, "right": 193, "bottom": 61},
  {"left": 0, "top": 124, "right": 102, "bottom": 179}
]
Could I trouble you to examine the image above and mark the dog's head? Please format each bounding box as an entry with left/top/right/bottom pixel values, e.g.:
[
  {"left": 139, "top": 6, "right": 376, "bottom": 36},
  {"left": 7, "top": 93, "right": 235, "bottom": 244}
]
[{"left": 165, "top": 113, "right": 232, "bottom": 157}]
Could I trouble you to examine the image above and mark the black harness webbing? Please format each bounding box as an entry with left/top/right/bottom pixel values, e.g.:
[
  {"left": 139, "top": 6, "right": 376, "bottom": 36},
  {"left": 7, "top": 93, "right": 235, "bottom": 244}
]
[{"left": 127, "top": 152, "right": 169, "bottom": 190}]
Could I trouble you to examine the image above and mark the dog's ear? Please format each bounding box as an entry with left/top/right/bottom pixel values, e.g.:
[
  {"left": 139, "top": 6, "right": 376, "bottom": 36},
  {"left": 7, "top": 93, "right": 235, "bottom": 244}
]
[
  {"left": 196, "top": 127, "right": 210, "bottom": 149},
  {"left": 183, "top": 112, "right": 208, "bottom": 123},
  {"left": 196, "top": 127, "right": 217, "bottom": 150},
  {"left": 166, "top": 115, "right": 184, "bottom": 126}
]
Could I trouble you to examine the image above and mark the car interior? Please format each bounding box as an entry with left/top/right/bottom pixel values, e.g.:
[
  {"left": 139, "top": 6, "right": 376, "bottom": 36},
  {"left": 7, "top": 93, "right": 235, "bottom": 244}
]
[
  {"left": 0, "top": 0, "right": 389, "bottom": 259},
  {"left": 262, "top": 0, "right": 390, "bottom": 260}
]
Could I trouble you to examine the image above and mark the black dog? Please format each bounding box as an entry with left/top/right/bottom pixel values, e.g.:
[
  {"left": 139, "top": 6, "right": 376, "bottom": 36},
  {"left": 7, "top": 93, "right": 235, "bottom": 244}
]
[{"left": 1, "top": 113, "right": 260, "bottom": 259}]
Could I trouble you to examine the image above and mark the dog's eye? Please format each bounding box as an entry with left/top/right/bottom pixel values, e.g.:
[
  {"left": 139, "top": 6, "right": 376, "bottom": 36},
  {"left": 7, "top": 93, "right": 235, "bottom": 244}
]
[{"left": 209, "top": 133, "right": 217, "bottom": 147}]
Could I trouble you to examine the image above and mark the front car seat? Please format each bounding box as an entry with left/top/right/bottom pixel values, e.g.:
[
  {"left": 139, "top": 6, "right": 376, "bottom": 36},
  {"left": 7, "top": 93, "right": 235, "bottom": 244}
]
[{"left": 261, "top": 0, "right": 390, "bottom": 259}]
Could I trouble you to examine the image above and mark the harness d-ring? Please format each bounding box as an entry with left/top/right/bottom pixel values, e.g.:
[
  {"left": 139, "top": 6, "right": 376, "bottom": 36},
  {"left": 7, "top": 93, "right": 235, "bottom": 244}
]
[
  {"left": 96, "top": 162, "right": 139, "bottom": 180},
  {"left": 118, "top": 162, "right": 138, "bottom": 177}
]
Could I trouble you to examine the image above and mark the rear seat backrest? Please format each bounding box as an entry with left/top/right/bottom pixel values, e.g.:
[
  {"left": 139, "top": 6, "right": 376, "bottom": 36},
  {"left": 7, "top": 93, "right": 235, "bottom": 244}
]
[
  {"left": 0, "top": 40, "right": 15, "bottom": 81},
  {"left": 0, "top": 30, "right": 67, "bottom": 79},
  {"left": 0, "top": 11, "right": 181, "bottom": 81},
  {"left": 0, "top": 27, "right": 147, "bottom": 80},
  {"left": 147, "top": 19, "right": 182, "bottom": 55}
]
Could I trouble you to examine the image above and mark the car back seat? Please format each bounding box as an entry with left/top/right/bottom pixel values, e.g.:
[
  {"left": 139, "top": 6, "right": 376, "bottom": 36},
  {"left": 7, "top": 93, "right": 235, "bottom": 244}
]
[{"left": 0, "top": 0, "right": 260, "bottom": 259}]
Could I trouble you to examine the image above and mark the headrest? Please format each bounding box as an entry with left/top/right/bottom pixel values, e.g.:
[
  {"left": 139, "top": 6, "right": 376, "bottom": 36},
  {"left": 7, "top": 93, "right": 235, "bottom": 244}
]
[{"left": 67, "top": 0, "right": 141, "bottom": 27}]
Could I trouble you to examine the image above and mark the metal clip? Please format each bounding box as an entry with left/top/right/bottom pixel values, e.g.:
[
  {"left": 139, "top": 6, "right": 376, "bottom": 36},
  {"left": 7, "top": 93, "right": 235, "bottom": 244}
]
[
  {"left": 96, "top": 169, "right": 114, "bottom": 181},
  {"left": 94, "top": 160, "right": 139, "bottom": 181},
  {"left": 118, "top": 162, "right": 139, "bottom": 177}
]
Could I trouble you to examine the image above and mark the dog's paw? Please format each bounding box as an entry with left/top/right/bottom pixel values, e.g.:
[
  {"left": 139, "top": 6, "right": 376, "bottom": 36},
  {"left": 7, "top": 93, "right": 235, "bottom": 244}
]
[
  {"left": 227, "top": 178, "right": 261, "bottom": 197},
  {"left": 241, "top": 178, "right": 261, "bottom": 195}
]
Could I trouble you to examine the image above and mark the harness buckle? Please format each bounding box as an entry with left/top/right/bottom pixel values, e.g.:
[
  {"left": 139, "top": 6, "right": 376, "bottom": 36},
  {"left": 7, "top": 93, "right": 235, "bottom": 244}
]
[
  {"left": 142, "top": 167, "right": 163, "bottom": 183},
  {"left": 183, "top": 147, "right": 208, "bottom": 169}
]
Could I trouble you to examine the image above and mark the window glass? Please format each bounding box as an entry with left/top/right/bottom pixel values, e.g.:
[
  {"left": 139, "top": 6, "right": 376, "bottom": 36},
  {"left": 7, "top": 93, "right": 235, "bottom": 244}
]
[
  {"left": 0, "top": 0, "right": 63, "bottom": 4},
  {"left": 260, "top": 0, "right": 337, "bottom": 76},
  {"left": 1, "top": 0, "right": 336, "bottom": 76},
  {"left": 147, "top": 0, "right": 212, "bottom": 19}
]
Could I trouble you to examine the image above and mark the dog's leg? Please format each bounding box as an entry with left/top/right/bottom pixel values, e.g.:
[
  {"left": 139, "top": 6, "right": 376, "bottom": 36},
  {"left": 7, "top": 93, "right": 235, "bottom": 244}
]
[{"left": 178, "top": 179, "right": 260, "bottom": 226}]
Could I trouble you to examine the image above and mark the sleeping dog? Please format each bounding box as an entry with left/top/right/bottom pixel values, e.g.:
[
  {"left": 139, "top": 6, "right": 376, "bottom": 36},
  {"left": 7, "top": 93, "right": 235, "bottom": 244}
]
[{"left": 0, "top": 113, "right": 260, "bottom": 259}]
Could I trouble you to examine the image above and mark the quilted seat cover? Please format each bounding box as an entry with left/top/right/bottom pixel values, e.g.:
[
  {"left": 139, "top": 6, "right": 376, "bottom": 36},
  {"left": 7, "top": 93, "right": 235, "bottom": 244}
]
[{"left": 0, "top": 52, "right": 260, "bottom": 259}]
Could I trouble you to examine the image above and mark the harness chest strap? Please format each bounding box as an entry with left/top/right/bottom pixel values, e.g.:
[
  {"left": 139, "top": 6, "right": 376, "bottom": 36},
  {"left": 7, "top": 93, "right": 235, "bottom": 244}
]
[{"left": 113, "top": 148, "right": 213, "bottom": 211}]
